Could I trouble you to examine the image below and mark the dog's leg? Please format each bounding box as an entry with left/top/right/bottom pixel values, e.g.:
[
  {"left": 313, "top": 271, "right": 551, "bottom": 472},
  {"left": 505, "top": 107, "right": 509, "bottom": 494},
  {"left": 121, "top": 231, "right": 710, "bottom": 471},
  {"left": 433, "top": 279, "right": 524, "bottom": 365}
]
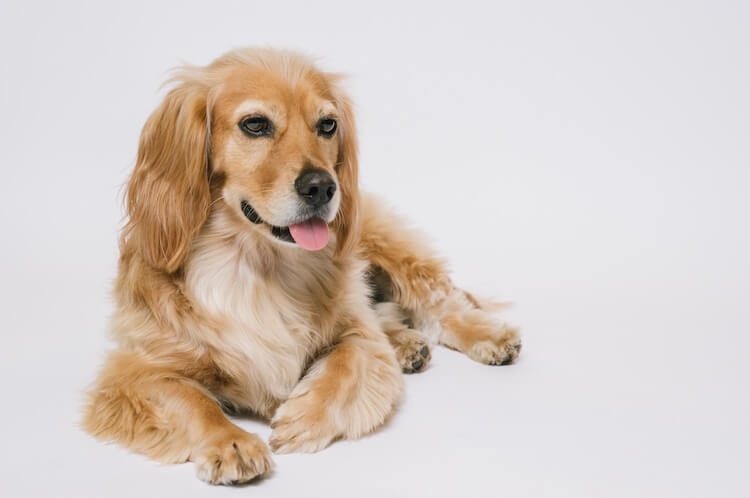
[
  {"left": 82, "top": 351, "right": 273, "bottom": 485},
  {"left": 269, "top": 316, "right": 403, "bottom": 453},
  {"left": 437, "top": 288, "right": 522, "bottom": 365},
  {"left": 373, "top": 301, "right": 431, "bottom": 373},
  {"left": 360, "top": 193, "right": 521, "bottom": 366},
  {"left": 359, "top": 195, "right": 453, "bottom": 312}
]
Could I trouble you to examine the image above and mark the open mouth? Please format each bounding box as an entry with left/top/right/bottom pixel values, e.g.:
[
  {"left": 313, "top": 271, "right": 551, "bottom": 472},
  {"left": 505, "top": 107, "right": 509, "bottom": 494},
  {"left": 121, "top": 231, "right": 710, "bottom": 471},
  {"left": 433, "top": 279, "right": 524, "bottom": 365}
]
[{"left": 240, "top": 200, "right": 330, "bottom": 251}]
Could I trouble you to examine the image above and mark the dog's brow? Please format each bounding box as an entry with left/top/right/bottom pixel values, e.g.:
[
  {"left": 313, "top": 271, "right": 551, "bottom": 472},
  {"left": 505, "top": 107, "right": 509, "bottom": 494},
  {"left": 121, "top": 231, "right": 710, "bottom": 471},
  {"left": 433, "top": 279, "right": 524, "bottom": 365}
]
[
  {"left": 318, "top": 101, "right": 337, "bottom": 117},
  {"left": 234, "top": 99, "right": 278, "bottom": 120}
]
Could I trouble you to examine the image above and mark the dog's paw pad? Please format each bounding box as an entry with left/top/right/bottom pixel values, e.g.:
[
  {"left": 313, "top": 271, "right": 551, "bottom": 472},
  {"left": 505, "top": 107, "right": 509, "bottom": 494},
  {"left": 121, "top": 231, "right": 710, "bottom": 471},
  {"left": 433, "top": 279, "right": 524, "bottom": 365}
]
[
  {"left": 467, "top": 327, "right": 521, "bottom": 366},
  {"left": 391, "top": 329, "right": 431, "bottom": 374}
]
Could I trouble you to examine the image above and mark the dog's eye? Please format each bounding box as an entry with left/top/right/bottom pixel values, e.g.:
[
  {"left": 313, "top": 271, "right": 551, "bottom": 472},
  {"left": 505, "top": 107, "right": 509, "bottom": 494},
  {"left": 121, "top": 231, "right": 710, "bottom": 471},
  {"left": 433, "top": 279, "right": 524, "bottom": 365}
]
[
  {"left": 317, "top": 118, "right": 337, "bottom": 137},
  {"left": 239, "top": 116, "right": 272, "bottom": 137}
]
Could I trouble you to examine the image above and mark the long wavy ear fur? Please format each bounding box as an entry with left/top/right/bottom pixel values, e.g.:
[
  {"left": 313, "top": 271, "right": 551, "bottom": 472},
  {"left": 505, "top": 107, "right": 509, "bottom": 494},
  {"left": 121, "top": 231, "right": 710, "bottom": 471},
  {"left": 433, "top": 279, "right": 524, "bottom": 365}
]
[
  {"left": 122, "top": 79, "right": 211, "bottom": 273},
  {"left": 330, "top": 80, "right": 361, "bottom": 257}
]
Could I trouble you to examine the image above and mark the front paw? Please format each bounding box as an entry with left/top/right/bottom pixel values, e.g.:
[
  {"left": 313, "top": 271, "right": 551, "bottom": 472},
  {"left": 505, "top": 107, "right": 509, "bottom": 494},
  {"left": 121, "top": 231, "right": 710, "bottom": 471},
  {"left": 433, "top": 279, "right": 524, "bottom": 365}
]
[
  {"left": 193, "top": 428, "right": 273, "bottom": 485},
  {"left": 269, "top": 394, "right": 339, "bottom": 454},
  {"left": 467, "top": 325, "right": 522, "bottom": 366}
]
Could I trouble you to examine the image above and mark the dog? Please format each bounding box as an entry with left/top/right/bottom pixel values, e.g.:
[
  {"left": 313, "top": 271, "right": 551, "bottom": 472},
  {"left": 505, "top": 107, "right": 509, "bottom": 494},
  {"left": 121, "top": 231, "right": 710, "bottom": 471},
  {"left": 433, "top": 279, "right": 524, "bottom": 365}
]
[{"left": 82, "top": 48, "right": 521, "bottom": 485}]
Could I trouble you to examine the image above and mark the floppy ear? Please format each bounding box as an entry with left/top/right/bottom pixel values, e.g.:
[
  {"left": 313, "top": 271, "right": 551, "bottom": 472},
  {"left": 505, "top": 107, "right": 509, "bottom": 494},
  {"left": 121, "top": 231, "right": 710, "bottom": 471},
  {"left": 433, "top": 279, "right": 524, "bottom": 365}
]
[
  {"left": 331, "top": 85, "right": 361, "bottom": 257},
  {"left": 123, "top": 80, "right": 211, "bottom": 273}
]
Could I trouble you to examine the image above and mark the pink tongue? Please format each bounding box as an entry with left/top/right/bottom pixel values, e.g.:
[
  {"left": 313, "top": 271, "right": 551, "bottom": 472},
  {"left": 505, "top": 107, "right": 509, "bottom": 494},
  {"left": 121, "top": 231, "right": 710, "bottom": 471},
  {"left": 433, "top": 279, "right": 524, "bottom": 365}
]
[{"left": 288, "top": 218, "right": 329, "bottom": 251}]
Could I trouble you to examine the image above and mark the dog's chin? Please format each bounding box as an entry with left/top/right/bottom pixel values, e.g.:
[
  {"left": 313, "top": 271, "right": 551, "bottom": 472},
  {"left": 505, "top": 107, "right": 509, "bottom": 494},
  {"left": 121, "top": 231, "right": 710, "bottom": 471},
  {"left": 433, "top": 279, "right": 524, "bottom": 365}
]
[{"left": 240, "top": 200, "right": 332, "bottom": 251}]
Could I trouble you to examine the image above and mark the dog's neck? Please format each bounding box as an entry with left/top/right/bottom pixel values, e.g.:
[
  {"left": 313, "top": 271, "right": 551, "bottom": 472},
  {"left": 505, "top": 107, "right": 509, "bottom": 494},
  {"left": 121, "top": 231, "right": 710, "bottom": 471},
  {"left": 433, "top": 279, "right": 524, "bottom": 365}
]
[{"left": 183, "top": 203, "right": 341, "bottom": 322}]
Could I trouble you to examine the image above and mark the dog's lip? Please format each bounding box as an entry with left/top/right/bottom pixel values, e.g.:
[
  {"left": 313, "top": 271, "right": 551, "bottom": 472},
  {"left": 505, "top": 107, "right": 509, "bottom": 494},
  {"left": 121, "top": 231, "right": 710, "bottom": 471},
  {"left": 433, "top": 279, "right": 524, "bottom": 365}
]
[
  {"left": 240, "top": 200, "right": 293, "bottom": 243},
  {"left": 240, "top": 200, "right": 263, "bottom": 225},
  {"left": 240, "top": 200, "right": 324, "bottom": 245}
]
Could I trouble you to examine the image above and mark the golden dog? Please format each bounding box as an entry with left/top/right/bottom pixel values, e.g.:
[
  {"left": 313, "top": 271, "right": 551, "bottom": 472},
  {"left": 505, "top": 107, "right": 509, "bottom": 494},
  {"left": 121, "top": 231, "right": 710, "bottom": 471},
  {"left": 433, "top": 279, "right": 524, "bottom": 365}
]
[{"left": 83, "top": 48, "right": 521, "bottom": 485}]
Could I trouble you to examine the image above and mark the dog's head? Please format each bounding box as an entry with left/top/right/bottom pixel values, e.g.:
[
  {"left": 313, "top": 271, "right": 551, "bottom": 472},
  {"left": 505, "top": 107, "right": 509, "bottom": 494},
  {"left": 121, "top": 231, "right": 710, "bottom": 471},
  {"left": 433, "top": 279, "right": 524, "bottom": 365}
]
[{"left": 124, "top": 48, "right": 360, "bottom": 272}]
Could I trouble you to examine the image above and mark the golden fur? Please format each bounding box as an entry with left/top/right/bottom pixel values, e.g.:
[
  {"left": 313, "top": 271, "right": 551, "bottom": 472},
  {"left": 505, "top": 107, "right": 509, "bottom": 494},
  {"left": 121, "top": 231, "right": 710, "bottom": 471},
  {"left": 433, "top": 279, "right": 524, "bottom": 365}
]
[{"left": 83, "top": 48, "right": 521, "bottom": 485}]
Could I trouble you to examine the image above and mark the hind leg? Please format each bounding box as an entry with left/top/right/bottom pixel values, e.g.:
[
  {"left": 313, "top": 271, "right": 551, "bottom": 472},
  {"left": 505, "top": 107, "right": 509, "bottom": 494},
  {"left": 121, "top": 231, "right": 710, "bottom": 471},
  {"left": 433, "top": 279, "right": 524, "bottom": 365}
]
[
  {"left": 360, "top": 193, "right": 521, "bottom": 366},
  {"left": 374, "top": 302, "right": 431, "bottom": 373},
  {"left": 359, "top": 194, "right": 453, "bottom": 312},
  {"left": 437, "top": 289, "right": 522, "bottom": 365}
]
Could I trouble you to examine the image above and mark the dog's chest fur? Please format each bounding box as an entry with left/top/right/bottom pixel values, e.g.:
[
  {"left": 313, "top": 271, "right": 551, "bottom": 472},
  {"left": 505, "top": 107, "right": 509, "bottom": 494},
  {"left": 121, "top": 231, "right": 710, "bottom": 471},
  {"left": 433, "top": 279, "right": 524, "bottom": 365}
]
[{"left": 185, "top": 214, "right": 345, "bottom": 415}]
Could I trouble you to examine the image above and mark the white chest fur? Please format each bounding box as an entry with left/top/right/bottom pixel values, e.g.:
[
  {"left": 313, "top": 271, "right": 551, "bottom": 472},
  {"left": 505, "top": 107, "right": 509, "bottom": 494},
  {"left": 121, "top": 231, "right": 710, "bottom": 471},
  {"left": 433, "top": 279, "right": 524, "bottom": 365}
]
[{"left": 184, "top": 213, "right": 341, "bottom": 408}]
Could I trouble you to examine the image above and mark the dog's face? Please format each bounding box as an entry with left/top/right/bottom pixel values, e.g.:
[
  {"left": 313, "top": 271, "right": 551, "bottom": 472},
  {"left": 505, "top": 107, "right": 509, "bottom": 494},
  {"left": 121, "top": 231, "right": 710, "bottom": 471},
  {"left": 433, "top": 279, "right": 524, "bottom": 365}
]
[
  {"left": 124, "top": 50, "right": 360, "bottom": 272},
  {"left": 212, "top": 65, "right": 343, "bottom": 250}
]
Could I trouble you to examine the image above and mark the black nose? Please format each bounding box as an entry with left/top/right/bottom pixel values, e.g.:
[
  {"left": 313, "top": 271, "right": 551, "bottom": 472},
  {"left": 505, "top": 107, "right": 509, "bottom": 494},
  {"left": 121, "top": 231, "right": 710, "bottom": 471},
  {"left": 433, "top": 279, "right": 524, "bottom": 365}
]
[{"left": 295, "top": 168, "right": 336, "bottom": 208}]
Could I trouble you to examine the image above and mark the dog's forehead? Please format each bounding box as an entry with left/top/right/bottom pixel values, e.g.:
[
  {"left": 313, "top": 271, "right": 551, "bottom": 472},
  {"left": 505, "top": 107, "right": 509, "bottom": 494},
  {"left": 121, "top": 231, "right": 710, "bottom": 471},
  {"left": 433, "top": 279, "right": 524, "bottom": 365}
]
[{"left": 215, "top": 65, "right": 335, "bottom": 122}]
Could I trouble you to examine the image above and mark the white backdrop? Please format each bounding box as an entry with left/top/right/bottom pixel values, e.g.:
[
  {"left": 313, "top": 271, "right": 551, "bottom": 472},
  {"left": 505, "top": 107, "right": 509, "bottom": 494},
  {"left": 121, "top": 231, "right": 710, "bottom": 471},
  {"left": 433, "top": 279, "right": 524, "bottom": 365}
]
[{"left": 1, "top": 1, "right": 748, "bottom": 497}]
